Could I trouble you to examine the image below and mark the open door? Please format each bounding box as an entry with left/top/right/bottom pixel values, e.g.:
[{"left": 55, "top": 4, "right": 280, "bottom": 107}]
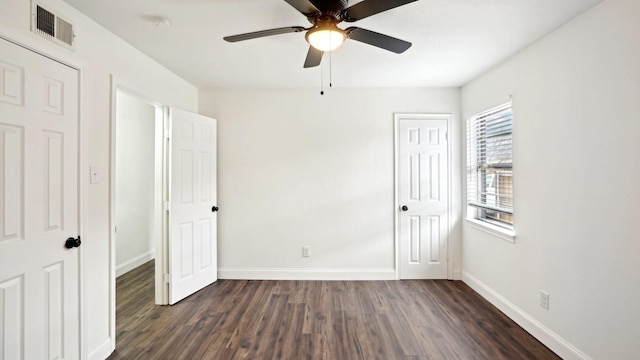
[{"left": 167, "top": 107, "right": 218, "bottom": 304}]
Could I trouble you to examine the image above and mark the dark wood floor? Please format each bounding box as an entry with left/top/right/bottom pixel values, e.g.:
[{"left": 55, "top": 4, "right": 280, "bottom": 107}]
[{"left": 108, "top": 261, "right": 560, "bottom": 360}]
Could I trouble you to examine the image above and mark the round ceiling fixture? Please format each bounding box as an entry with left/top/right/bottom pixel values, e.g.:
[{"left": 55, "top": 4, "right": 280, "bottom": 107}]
[{"left": 305, "top": 23, "right": 346, "bottom": 52}]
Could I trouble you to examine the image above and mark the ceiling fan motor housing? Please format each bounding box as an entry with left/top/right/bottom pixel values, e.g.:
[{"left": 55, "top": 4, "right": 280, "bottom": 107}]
[
  {"left": 306, "top": 1, "right": 348, "bottom": 24},
  {"left": 315, "top": 0, "right": 349, "bottom": 12}
]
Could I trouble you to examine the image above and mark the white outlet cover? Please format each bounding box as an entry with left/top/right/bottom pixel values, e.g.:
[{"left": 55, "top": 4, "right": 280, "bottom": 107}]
[{"left": 540, "top": 291, "right": 550, "bottom": 310}]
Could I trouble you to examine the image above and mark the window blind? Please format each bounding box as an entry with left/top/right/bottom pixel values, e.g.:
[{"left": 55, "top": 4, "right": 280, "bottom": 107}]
[{"left": 466, "top": 103, "right": 514, "bottom": 226}]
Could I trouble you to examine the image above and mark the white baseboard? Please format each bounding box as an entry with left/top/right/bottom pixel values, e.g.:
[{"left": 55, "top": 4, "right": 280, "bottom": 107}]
[
  {"left": 87, "top": 337, "right": 113, "bottom": 360},
  {"left": 116, "top": 251, "right": 155, "bottom": 278},
  {"left": 218, "top": 268, "right": 397, "bottom": 280},
  {"left": 462, "top": 271, "right": 592, "bottom": 360}
]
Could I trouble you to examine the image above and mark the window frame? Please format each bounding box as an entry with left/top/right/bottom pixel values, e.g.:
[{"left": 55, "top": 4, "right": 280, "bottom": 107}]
[{"left": 465, "top": 102, "right": 515, "bottom": 238}]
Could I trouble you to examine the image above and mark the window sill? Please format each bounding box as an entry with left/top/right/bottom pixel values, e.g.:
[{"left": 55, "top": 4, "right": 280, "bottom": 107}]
[{"left": 464, "top": 218, "right": 516, "bottom": 243}]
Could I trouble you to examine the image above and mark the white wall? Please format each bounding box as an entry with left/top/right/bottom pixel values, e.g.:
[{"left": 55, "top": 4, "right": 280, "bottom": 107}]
[
  {"left": 115, "top": 91, "right": 157, "bottom": 277},
  {"left": 460, "top": 0, "right": 640, "bottom": 359},
  {"left": 199, "top": 88, "right": 462, "bottom": 280},
  {"left": 0, "top": 1, "right": 198, "bottom": 358}
]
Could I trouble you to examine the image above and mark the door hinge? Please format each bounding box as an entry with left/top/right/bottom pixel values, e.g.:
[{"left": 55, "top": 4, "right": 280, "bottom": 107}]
[
  {"left": 164, "top": 201, "right": 170, "bottom": 211},
  {"left": 445, "top": 132, "right": 448, "bottom": 141},
  {"left": 164, "top": 273, "right": 170, "bottom": 284}
]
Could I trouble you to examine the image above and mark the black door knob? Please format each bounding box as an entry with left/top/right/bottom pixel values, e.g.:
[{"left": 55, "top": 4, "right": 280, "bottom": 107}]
[
  {"left": 211, "top": 206, "right": 219, "bottom": 212},
  {"left": 401, "top": 205, "right": 409, "bottom": 211},
  {"left": 65, "top": 236, "right": 81, "bottom": 249}
]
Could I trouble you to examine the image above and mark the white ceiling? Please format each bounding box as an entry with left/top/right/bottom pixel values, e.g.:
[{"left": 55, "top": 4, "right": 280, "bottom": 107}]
[{"left": 63, "top": 0, "right": 602, "bottom": 88}]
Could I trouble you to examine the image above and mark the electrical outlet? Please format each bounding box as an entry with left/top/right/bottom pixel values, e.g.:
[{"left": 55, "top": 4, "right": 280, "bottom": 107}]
[
  {"left": 302, "top": 246, "right": 310, "bottom": 257},
  {"left": 540, "top": 291, "right": 550, "bottom": 310}
]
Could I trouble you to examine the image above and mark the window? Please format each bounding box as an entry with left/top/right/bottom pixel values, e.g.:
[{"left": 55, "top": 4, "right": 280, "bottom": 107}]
[{"left": 466, "top": 103, "right": 513, "bottom": 229}]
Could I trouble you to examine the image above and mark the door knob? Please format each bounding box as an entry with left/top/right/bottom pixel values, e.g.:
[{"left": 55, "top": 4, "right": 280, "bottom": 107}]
[
  {"left": 211, "top": 206, "right": 219, "bottom": 212},
  {"left": 65, "top": 236, "right": 81, "bottom": 249},
  {"left": 401, "top": 205, "right": 409, "bottom": 211}
]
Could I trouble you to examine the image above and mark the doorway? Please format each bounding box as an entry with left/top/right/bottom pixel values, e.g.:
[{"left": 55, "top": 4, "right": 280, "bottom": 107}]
[
  {"left": 112, "top": 87, "right": 167, "bottom": 305},
  {"left": 110, "top": 85, "right": 218, "bottom": 312},
  {"left": 395, "top": 114, "right": 451, "bottom": 279}
]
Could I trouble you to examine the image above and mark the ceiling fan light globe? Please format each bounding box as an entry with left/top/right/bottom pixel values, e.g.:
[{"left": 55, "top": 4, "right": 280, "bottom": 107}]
[{"left": 306, "top": 29, "right": 346, "bottom": 52}]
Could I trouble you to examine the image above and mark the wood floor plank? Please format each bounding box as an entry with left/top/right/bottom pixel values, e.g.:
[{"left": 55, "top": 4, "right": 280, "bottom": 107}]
[{"left": 108, "top": 262, "right": 561, "bottom": 360}]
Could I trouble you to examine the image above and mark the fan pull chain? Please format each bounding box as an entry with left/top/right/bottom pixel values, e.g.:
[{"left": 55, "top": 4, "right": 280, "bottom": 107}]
[
  {"left": 320, "top": 51, "right": 332, "bottom": 95},
  {"left": 329, "top": 36, "right": 332, "bottom": 88},
  {"left": 320, "top": 60, "right": 324, "bottom": 95},
  {"left": 329, "top": 49, "right": 333, "bottom": 88}
]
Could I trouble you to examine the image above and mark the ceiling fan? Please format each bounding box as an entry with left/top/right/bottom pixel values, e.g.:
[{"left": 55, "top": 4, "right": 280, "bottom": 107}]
[{"left": 223, "top": 0, "right": 419, "bottom": 68}]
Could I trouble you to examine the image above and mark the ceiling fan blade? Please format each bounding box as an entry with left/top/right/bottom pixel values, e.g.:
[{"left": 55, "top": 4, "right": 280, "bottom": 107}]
[
  {"left": 342, "top": 0, "right": 419, "bottom": 22},
  {"left": 303, "top": 46, "right": 324, "bottom": 68},
  {"left": 224, "top": 26, "right": 306, "bottom": 42},
  {"left": 283, "top": 0, "right": 321, "bottom": 16},
  {"left": 346, "top": 27, "right": 412, "bottom": 53}
]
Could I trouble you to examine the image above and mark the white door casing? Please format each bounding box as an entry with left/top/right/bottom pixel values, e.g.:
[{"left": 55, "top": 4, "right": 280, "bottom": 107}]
[
  {"left": 168, "top": 107, "right": 217, "bottom": 304},
  {"left": 0, "top": 38, "right": 80, "bottom": 359},
  {"left": 397, "top": 115, "right": 449, "bottom": 279}
]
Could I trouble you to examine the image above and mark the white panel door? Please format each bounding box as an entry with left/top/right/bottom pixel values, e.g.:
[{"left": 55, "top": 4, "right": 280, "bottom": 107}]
[
  {"left": 168, "top": 107, "right": 217, "bottom": 304},
  {"left": 398, "top": 116, "right": 449, "bottom": 279},
  {"left": 0, "top": 38, "right": 80, "bottom": 358}
]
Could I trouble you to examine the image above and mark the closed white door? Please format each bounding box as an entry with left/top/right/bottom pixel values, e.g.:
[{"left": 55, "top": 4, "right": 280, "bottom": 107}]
[
  {"left": 168, "top": 108, "right": 217, "bottom": 304},
  {"left": 0, "top": 38, "right": 80, "bottom": 358},
  {"left": 397, "top": 115, "right": 449, "bottom": 279}
]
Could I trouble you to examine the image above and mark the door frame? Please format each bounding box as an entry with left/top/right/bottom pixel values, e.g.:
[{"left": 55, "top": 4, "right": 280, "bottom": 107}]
[
  {"left": 394, "top": 113, "right": 454, "bottom": 280},
  {"left": 0, "top": 25, "right": 88, "bottom": 358}
]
